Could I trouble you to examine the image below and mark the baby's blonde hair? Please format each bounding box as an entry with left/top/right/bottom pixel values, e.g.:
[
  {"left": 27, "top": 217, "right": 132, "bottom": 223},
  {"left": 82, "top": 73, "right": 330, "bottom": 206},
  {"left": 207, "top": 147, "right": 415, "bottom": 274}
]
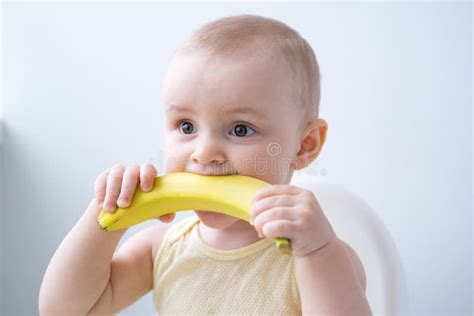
[{"left": 173, "top": 14, "right": 321, "bottom": 121}]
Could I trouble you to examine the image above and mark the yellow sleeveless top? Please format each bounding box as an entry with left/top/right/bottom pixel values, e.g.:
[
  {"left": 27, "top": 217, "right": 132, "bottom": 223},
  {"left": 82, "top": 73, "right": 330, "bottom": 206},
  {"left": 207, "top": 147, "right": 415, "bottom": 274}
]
[{"left": 152, "top": 215, "right": 302, "bottom": 315}]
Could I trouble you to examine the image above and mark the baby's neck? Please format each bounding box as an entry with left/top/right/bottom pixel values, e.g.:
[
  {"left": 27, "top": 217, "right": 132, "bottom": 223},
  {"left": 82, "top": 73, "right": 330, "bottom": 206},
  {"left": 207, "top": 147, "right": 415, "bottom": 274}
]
[{"left": 197, "top": 220, "right": 265, "bottom": 250}]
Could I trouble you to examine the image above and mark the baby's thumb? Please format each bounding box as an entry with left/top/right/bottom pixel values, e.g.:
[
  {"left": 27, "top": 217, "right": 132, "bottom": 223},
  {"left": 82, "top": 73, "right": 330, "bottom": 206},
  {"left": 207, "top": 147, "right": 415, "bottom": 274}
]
[{"left": 157, "top": 213, "right": 175, "bottom": 223}]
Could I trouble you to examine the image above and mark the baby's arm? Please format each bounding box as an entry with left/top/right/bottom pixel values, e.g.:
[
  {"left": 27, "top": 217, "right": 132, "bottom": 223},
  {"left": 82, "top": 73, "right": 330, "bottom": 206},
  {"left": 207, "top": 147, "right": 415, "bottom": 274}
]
[
  {"left": 39, "top": 164, "right": 172, "bottom": 314},
  {"left": 295, "top": 239, "right": 371, "bottom": 315},
  {"left": 39, "top": 197, "right": 127, "bottom": 314}
]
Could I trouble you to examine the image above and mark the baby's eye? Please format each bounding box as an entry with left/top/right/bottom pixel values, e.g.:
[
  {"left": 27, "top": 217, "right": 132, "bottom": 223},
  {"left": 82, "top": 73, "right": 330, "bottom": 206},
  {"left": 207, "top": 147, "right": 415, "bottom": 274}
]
[
  {"left": 230, "top": 124, "right": 255, "bottom": 137},
  {"left": 179, "top": 121, "right": 196, "bottom": 134}
]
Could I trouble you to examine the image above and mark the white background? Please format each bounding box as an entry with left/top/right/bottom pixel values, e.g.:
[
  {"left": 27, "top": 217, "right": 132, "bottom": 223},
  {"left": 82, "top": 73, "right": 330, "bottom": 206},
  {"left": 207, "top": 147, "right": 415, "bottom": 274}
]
[{"left": 1, "top": 2, "right": 472, "bottom": 315}]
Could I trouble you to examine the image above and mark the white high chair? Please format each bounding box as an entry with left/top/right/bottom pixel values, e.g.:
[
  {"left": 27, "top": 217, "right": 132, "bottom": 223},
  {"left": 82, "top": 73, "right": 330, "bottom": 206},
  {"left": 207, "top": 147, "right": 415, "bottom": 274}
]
[{"left": 290, "top": 173, "right": 411, "bottom": 315}]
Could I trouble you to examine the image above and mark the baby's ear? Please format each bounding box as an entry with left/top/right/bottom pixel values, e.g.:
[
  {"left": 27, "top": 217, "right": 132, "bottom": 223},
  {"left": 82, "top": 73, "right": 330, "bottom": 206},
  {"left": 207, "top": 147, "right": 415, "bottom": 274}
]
[{"left": 292, "top": 118, "right": 328, "bottom": 170}]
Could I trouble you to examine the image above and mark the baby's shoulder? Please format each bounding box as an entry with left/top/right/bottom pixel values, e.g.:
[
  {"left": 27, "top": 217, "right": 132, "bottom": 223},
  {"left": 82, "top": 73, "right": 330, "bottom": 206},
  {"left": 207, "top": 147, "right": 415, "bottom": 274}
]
[
  {"left": 150, "top": 216, "right": 199, "bottom": 260},
  {"left": 150, "top": 224, "right": 173, "bottom": 262},
  {"left": 340, "top": 240, "right": 366, "bottom": 292}
]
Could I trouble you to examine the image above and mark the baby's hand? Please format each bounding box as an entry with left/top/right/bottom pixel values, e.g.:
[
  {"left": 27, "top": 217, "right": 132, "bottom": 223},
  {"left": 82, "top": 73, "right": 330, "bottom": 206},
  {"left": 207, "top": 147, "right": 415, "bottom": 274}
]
[
  {"left": 93, "top": 163, "right": 175, "bottom": 222},
  {"left": 250, "top": 185, "right": 338, "bottom": 257}
]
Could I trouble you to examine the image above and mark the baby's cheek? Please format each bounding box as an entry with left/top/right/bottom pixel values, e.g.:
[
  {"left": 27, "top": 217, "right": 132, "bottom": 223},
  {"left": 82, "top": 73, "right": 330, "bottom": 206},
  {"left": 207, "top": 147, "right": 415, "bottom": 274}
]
[
  {"left": 232, "top": 151, "right": 266, "bottom": 174},
  {"left": 234, "top": 151, "right": 294, "bottom": 184},
  {"left": 163, "top": 154, "right": 187, "bottom": 173}
]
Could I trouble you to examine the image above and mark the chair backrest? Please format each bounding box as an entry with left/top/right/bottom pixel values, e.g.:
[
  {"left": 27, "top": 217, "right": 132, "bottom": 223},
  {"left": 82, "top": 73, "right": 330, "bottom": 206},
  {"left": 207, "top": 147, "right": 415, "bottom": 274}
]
[{"left": 290, "top": 174, "right": 411, "bottom": 315}]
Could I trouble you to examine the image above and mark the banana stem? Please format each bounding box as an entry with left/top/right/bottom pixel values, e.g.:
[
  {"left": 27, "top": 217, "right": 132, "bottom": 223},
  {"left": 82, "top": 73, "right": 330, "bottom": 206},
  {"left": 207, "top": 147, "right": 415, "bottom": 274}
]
[{"left": 275, "top": 237, "right": 292, "bottom": 255}]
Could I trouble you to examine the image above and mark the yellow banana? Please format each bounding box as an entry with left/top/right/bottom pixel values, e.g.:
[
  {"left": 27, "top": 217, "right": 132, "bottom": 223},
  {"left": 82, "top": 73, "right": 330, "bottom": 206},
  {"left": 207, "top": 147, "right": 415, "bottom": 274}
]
[{"left": 97, "top": 172, "right": 291, "bottom": 254}]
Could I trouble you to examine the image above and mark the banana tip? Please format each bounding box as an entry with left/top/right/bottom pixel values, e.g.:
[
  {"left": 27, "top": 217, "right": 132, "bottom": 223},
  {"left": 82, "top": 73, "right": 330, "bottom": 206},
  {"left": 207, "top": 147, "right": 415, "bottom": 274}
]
[
  {"left": 97, "top": 221, "right": 108, "bottom": 232},
  {"left": 275, "top": 238, "right": 292, "bottom": 255}
]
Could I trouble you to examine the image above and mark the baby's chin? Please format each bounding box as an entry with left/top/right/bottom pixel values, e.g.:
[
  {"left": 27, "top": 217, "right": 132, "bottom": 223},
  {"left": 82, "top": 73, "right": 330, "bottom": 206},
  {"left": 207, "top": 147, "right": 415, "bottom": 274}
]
[{"left": 194, "top": 210, "right": 241, "bottom": 229}]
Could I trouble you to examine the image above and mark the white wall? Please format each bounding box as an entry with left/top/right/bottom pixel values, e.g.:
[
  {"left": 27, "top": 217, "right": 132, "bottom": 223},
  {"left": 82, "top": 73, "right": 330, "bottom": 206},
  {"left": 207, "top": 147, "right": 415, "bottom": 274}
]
[{"left": 1, "top": 2, "right": 471, "bottom": 315}]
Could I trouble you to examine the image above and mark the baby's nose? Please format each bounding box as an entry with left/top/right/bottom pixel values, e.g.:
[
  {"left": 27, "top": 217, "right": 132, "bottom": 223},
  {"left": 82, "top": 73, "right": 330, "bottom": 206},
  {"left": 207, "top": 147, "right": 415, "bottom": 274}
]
[
  {"left": 190, "top": 144, "right": 226, "bottom": 166},
  {"left": 190, "top": 152, "right": 226, "bottom": 165}
]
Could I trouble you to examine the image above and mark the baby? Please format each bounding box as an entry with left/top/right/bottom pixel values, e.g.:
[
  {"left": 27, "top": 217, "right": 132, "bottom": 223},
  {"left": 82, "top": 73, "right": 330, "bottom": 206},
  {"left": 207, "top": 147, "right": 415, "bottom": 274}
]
[{"left": 39, "top": 14, "right": 371, "bottom": 315}]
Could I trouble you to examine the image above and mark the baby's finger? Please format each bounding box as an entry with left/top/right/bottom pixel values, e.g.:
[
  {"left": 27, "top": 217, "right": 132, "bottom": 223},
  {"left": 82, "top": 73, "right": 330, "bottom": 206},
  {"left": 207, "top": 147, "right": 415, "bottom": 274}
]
[
  {"left": 103, "top": 164, "right": 126, "bottom": 212},
  {"left": 252, "top": 184, "right": 302, "bottom": 204},
  {"left": 252, "top": 206, "right": 296, "bottom": 238},
  {"left": 140, "top": 163, "right": 158, "bottom": 191},
  {"left": 117, "top": 164, "right": 140, "bottom": 208},
  {"left": 94, "top": 169, "right": 110, "bottom": 208},
  {"left": 250, "top": 194, "right": 296, "bottom": 224}
]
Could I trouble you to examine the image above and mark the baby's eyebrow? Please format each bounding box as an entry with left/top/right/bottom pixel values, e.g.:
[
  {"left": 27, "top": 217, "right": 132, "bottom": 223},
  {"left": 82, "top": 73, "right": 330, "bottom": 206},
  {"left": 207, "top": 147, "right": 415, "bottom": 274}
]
[
  {"left": 167, "top": 104, "right": 262, "bottom": 116},
  {"left": 167, "top": 104, "right": 195, "bottom": 113},
  {"left": 227, "top": 106, "right": 262, "bottom": 116}
]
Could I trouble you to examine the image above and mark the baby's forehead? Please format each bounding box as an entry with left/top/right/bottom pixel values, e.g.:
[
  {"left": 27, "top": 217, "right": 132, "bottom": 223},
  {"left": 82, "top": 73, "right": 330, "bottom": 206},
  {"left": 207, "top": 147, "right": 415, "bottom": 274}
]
[
  {"left": 162, "top": 49, "right": 305, "bottom": 125},
  {"left": 165, "top": 51, "right": 298, "bottom": 101}
]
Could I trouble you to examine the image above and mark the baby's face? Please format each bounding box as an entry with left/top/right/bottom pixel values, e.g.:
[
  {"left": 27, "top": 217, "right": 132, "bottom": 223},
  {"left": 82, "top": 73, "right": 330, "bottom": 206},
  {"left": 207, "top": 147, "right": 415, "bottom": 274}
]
[
  {"left": 161, "top": 51, "right": 305, "bottom": 227},
  {"left": 162, "top": 51, "right": 304, "bottom": 183}
]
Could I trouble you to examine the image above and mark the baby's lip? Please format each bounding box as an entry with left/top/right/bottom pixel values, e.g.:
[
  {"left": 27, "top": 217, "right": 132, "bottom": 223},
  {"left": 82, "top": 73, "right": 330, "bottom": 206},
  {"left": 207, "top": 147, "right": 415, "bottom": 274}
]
[
  {"left": 190, "top": 171, "right": 235, "bottom": 176},
  {"left": 185, "top": 169, "right": 238, "bottom": 176}
]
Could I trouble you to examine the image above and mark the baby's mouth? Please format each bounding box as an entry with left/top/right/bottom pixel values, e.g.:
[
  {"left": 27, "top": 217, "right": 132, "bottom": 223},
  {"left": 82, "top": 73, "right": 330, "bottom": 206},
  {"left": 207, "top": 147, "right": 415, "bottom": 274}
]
[
  {"left": 185, "top": 166, "right": 239, "bottom": 176},
  {"left": 189, "top": 171, "right": 238, "bottom": 176}
]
